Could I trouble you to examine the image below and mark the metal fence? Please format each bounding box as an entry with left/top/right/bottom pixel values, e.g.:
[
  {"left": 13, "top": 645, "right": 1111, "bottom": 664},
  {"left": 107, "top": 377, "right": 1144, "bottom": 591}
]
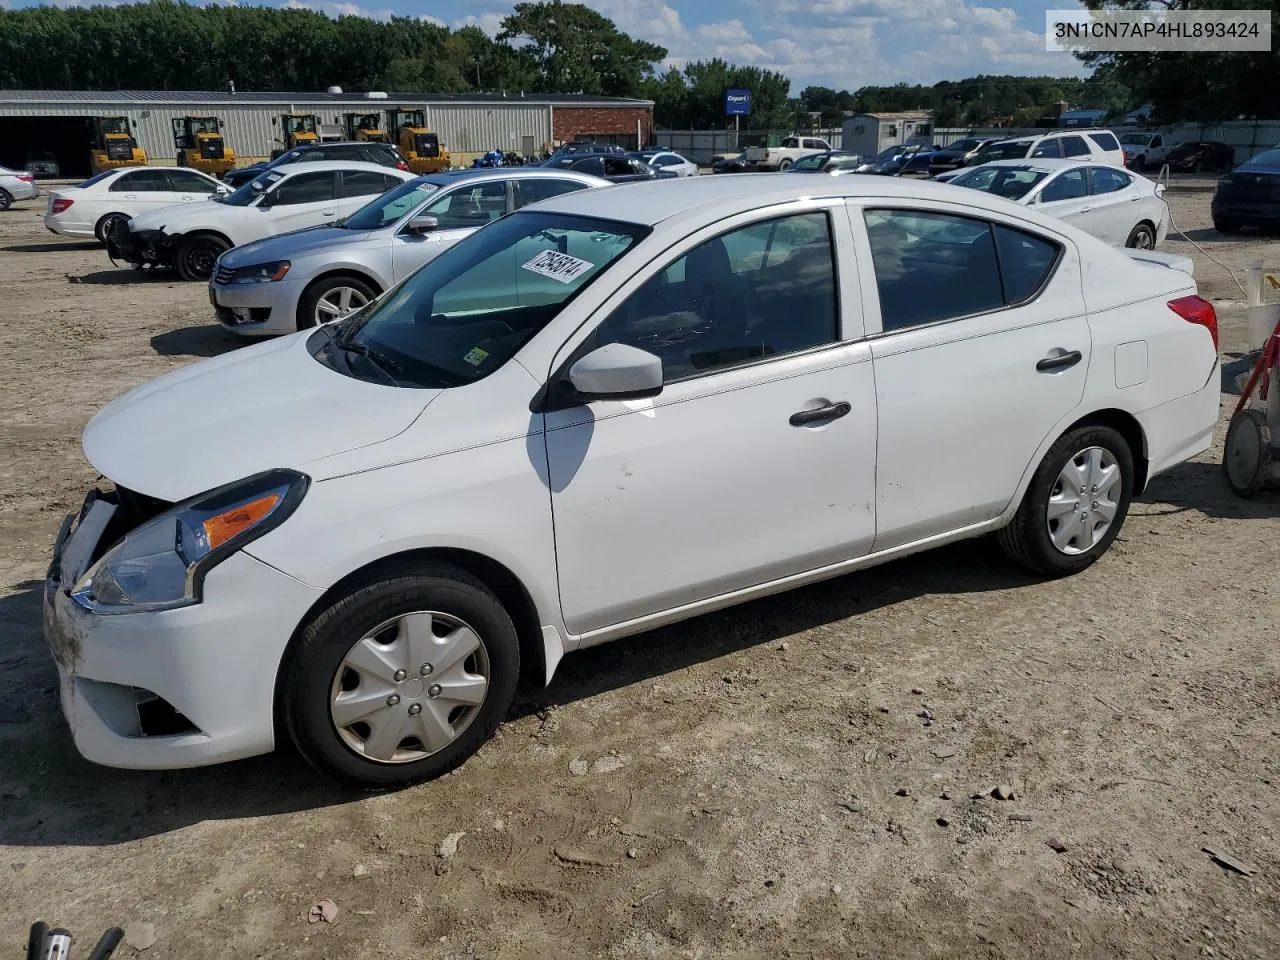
[{"left": 660, "top": 121, "right": 1280, "bottom": 167}]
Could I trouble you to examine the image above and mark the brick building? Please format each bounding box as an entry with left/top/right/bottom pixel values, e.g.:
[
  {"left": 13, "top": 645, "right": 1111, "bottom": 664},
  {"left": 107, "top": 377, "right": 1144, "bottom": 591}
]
[{"left": 551, "top": 102, "right": 654, "bottom": 149}]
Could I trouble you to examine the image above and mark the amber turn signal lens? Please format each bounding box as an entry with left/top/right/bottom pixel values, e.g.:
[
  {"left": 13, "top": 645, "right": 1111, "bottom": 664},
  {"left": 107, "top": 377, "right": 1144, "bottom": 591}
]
[{"left": 202, "top": 493, "right": 281, "bottom": 549}]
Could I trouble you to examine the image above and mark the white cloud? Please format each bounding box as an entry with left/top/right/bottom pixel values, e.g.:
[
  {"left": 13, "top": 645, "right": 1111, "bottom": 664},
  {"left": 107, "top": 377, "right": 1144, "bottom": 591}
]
[
  {"left": 418, "top": 12, "right": 445, "bottom": 27},
  {"left": 283, "top": 0, "right": 395, "bottom": 20},
  {"left": 452, "top": 11, "right": 505, "bottom": 37}
]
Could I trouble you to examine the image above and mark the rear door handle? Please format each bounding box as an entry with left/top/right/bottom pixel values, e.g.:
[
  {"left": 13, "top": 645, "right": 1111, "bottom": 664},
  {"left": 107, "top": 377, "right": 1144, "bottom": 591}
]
[
  {"left": 321, "top": 211, "right": 336, "bottom": 217},
  {"left": 1036, "top": 350, "right": 1083, "bottom": 373},
  {"left": 789, "top": 401, "right": 851, "bottom": 426}
]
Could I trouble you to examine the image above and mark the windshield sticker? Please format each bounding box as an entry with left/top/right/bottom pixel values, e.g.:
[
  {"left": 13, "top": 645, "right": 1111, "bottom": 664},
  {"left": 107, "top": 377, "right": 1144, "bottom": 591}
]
[
  {"left": 521, "top": 249, "right": 595, "bottom": 284},
  {"left": 463, "top": 346, "right": 490, "bottom": 366}
]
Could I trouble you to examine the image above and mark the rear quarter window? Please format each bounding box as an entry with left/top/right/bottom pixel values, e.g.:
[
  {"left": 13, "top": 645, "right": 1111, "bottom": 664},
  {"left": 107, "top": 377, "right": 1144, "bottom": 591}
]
[{"left": 1088, "top": 132, "right": 1121, "bottom": 152}]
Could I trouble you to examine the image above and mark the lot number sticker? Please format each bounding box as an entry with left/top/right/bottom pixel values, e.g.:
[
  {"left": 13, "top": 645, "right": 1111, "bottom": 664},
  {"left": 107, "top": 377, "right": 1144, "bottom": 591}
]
[{"left": 521, "top": 249, "right": 595, "bottom": 284}]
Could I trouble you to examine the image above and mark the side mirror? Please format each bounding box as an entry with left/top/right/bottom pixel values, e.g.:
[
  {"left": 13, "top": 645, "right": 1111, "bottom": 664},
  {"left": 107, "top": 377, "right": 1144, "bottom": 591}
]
[
  {"left": 567, "top": 343, "right": 663, "bottom": 401},
  {"left": 257, "top": 191, "right": 275, "bottom": 208},
  {"left": 405, "top": 214, "right": 439, "bottom": 235}
]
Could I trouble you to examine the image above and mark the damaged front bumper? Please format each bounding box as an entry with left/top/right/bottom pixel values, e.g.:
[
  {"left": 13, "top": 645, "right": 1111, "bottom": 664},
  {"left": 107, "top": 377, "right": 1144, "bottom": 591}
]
[
  {"left": 42, "top": 488, "right": 324, "bottom": 770},
  {"left": 108, "top": 226, "right": 175, "bottom": 268}
]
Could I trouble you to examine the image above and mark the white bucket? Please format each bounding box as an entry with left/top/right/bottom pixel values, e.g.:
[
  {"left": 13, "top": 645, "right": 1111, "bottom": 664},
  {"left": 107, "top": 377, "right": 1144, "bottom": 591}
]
[{"left": 1246, "top": 303, "right": 1280, "bottom": 353}]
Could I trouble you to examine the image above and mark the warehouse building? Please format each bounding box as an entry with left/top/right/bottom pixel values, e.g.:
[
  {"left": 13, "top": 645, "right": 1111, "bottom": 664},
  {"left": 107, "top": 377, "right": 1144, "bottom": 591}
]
[{"left": 0, "top": 89, "right": 655, "bottom": 176}]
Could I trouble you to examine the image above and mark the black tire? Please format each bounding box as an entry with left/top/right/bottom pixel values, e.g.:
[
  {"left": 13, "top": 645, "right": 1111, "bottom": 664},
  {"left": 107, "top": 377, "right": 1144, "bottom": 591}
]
[
  {"left": 1222, "top": 409, "right": 1271, "bottom": 498},
  {"left": 778, "top": 158, "right": 793, "bottom": 171},
  {"left": 997, "top": 425, "right": 1134, "bottom": 577},
  {"left": 1124, "top": 222, "right": 1156, "bottom": 249},
  {"left": 296, "top": 274, "right": 378, "bottom": 331},
  {"left": 0, "top": 188, "right": 11, "bottom": 212},
  {"left": 281, "top": 563, "right": 520, "bottom": 788},
  {"left": 1132, "top": 155, "right": 1146, "bottom": 172},
  {"left": 1214, "top": 217, "right": 1241, "bottom": 235},
  {"left": 94, "top": 213, "right": 130, "bottom": 245},
  {"left": 175, "top": 233, "right": 230, "bottom": 281}
]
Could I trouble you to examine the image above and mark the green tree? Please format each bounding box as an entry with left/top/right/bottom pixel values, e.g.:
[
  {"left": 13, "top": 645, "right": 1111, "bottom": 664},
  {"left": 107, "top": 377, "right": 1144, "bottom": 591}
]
[{"left": 497, "top": 0, "right": 665, "bottom": 96}]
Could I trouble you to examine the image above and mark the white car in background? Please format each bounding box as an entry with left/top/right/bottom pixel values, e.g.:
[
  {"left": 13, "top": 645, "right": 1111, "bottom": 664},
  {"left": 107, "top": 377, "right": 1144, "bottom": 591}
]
[
  {"left": 43, "top": 167, "right": 230, "bottom": 243},
  {"left": 0, "top": 164, "right": 39, "bottom": 211},
  {"left": 952, "top": 130, "right": 1127, "bottom": 171},
  {"left": 44, "top": 176, "right": 1219, "bottom": 786},
  {"left": 943, "top": 158, "right": 1169, "bottom": 249},
  {"left": 211, "top": 167, "right": 609, "bottom": 336},
  {"left": 111, "top": 161, "right": 416, "bottom": 280},
  {"left": 639, "top": 151, "right": 698, "bottom": 177}
]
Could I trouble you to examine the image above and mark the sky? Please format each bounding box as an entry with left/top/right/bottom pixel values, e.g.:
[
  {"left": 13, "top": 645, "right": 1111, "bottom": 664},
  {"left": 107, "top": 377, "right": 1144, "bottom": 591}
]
[{"left": 3, "top": 0, "right": 1093, "bottom": 90}]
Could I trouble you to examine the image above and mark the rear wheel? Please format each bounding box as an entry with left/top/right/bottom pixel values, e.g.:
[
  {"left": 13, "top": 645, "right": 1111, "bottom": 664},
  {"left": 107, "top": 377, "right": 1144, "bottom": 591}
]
[
  {"left": 778, "top": 159, "right": 793, "bottom": 171},
  {"left": 94, "top": 213, "right": 130, "bottom": 245},
  {"left": 297, "top": 274, "right": 378, "bottom": 331},
  {"left": 997, "top": 426, "right": 1134, "bottom": 577},
  {"left": 0, "top": 188, "right": 11, "bottom": 212},
  {"left": 1125, "top": 222, "right": 1156, "bottom": 249},
  {"left": 176, "top": 234, "right": 230, "bottom": 281},
  {"left": 281, "top": 563, "right": 520, "bottom": 787}
]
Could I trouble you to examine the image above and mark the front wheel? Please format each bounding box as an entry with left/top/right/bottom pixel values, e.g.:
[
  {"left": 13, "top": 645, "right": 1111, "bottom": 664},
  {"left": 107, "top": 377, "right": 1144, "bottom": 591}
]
[
  {"left": 997, "top": 426, "right": 1134, "bottom": 577},
  {"left": 297, "top": 274, "right": 377, "bottom": 330},
  {"left": 176, "top": 234, "right": 230, "bottom": 281},
  {"left": 1125, "top": 222, "right": 1155, "bottom": 249},
  {"left": 281, "top": 564, "right": 520, "bottom": 787}
]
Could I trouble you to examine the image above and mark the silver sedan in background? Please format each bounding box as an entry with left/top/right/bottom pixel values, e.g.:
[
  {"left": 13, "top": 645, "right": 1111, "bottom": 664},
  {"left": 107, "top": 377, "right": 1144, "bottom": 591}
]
[
  {"left": 210, "top": 167, "right": 610, "bottom": 336},
  {"left": 0, "top": 165, "right": 38, "bottom": 210}
]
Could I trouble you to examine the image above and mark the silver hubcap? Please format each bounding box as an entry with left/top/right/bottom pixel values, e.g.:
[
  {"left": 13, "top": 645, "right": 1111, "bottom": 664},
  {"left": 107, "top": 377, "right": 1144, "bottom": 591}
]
[
  {"left": 329, "top": 611, "right": 489, "bottom": 764},
  {"left": 316, "top": 286, "right": 368, "bottom": 325},
  {"left": 1046, "top": 446, "right": 1122, "bottom": 555}
]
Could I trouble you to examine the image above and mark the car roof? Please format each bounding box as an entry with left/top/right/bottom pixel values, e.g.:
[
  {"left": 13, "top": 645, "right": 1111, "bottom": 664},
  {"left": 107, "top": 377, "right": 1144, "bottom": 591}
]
[
  {"left": 534, "top": 173, "right": 1059, "bottom": 227},
  {"left": 294, "top": 141, "right": 395, "bottom": 151},
  {"left": 414, "top": 168, "right": 607, "bottom": 187},
  {"left": 261, "top": 160, "right": 411, "bottom": 176}
]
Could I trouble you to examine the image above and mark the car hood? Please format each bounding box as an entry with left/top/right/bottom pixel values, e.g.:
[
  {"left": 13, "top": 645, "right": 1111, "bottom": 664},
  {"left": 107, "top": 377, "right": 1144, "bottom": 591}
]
[
  {"left": 83, "top": 333, "right": 438, "bottom": 502},
  {"left": 127, "top": 200, "right": 227, "bottom": 234},
  {"left": 222, "top": 225, "right": 376, "bottom": 268}
]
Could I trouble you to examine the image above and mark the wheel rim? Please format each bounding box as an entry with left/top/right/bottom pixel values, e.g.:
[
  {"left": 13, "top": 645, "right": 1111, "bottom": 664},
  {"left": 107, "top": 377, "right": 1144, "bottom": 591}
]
[
  {"left": 103, "top": 216, "right": 125, "bottom": 240},
  {"left": 1226, "top": 414, "right": 1263, "bottom": 490},
  {"left": 0, "top": 192, "right": 10, "bottom": 210},
  {"left": 315, "top": 286, "right": 369, "bottom": 325},
  {"left": 184, "top": 243, "right": 218, "bottom": 278},
  {"left": 1046, "top": 446, "right": 1122, "bottom": 555},
  {"left": 329, "top": 611, "right": 490, "bottom": 765},
  {"left": 1133, "top": 228, "right": 1154, "bottom": 249}
]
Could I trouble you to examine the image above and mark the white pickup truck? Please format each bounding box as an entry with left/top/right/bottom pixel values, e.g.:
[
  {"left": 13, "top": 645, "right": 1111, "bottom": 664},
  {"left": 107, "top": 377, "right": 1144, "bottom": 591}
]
[
  {"left": 745, "top": 136, "right": 832, "bottom": 171},
  {"left": 1119, "top": 132, "right": 1170, "bottom": 172}
]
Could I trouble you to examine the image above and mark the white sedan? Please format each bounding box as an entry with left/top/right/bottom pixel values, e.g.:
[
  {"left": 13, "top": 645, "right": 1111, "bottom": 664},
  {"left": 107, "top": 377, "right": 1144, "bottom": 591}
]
[
  {"left": 641, "top": 150, "right": 699, "bottom": 177},
  {"left": 44, "top": 175, "right": 1219, "bottom": 786},
  {"left": 43, "top": 166, "right": 230, "bottom": 243},
  {"left": 0, "top": 165, "right": 38, "bottom": 210},
  {"left": 940, "top": 158, "right": 1169, "bottom": 248},
  {"left": 111, "top": 161, "right": 416, "bottom": 280}
]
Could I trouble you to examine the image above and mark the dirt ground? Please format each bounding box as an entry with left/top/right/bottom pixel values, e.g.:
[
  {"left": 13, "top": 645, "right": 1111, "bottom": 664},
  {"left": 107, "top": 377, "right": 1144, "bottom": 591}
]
[{"left": 0, "top": 183, "right": 1278, "bottom": 960}]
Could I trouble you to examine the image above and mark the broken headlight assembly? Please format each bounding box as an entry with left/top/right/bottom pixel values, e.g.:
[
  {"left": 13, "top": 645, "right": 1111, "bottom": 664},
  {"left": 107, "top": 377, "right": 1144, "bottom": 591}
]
[{"left": 72, "top": 469, "right": 309, "bottom": 614}]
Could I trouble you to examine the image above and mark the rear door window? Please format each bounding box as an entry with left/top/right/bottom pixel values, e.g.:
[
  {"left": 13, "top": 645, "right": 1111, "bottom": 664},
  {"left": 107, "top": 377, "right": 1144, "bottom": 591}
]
[
  {"left": 1088, "top": 167, "right": 1132, "bottom": 195},
  {"left": 339, "top": 170, "right": 394, "bottom": 199},
  {"left": 1038, "top": 168, "right": 1088, "bottom": 202},
  {"left": 1088, "top": 132, "right": 1121, "bottom": 152},
  {"left": 1031, "top": 138, "right": 1063, "bottom": 158},
  {"left": 272, "top": 171, "right": 336, "bottom": 205},
  {"left": 110, "top": 169, "right": 173, "bottom": 192},
  {"left": 167, "top": 169, "right": 218, "bottom": 193},
  {"left": 514, "top": 178, "right": 590, "bottom": 208},
  {"left": 1061, "top": 135, "right": 1090, "bottom": 157}
]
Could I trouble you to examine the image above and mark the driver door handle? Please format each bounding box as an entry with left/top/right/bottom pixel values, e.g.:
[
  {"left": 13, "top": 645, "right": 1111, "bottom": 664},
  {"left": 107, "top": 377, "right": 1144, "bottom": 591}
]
[
  {"left": 1036, "top": 350, "right": 1083, "bottom": 373},
  {"left": 790, "top": 401, "right": 851, "bottom": 426},
  {"left": 321, "top": 211, "right": 336, "bottom": 217}
]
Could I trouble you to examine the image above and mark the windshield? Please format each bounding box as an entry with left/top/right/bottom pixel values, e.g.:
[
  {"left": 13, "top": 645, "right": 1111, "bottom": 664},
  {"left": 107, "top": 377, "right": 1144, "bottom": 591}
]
[
  {"left": 1242, "top": 148, "right": 1280, "bottom": 169},
  {"left": 949, "top": 165, "right": 1048, "bottom": 200},
  {"left": 948, "top": 138, "right": 981, "bottom": 152},
  {"left": 343, "top": 179, "right": 441, "bottom": 230},
  {"left": 875, "top": 146, "right": 903, "bottom": 161},
  {"left": 76, "top": 170, "right": 116, "bottom": 189},
  {"left": 1121, "top": 134, "right": 1153, "bottom": 147},
  {"left": 320, "top": 211, "right": 649, "bottom": 388},
  {"left": 219, "top": 170, "right": 282, "bottom": 206},
  {"left": 978, "top": 141, "right": 1032, "bottom": 161}
]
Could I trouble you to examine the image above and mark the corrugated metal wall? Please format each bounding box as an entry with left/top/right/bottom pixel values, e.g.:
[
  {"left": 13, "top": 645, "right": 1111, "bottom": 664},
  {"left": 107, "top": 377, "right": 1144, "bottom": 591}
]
[
  {"left": 0, "top": 99, "right": 555, "bottom": 164},
  {"left": 427, "top": 103, "right": 551, "bottom": 154}
]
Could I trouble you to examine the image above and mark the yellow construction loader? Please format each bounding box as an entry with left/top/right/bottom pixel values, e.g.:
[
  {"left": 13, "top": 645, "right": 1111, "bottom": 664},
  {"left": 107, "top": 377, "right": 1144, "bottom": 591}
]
[
  {"left": 386, "top": 107, "right": 450, "bottom": 173},
  {"left": 272, "top": 113, "right": 322, "bottom": 158},
  {"left": 173, "top": 116, "right": 236, "bottom": 177},
  {"left": 89, "top": 116, "right": 147, "bottom": 174},
  {"left": 342, "top": 112, "right": 388, "bottom": 143}
]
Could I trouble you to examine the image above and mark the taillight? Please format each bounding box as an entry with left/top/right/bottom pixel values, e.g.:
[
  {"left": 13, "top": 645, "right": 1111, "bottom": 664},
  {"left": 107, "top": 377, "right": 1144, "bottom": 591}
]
[
  {"left": 396, "top": 161, "right": 408, "bottom": 170},
  {"left": 18, "top": 174, "right": 33, "bottom": 182},
  {"left": 50, "top": 197, "right": 74, "bottom": 214},
  {"left": 1122, "top": 150, "right": 1129, "bottom": 164},
  {"left": 1168, "top": 295, "right": 1218, "bottom": 351}
]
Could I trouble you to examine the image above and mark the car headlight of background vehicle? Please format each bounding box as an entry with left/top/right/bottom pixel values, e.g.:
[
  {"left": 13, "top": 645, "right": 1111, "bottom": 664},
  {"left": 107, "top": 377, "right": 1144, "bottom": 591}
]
[
  {"left": 228, "top": 260, "right": 291, "bottom": 283},
  {"left": 72, "top": 469, "right": 309, "bottom": 614}
]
